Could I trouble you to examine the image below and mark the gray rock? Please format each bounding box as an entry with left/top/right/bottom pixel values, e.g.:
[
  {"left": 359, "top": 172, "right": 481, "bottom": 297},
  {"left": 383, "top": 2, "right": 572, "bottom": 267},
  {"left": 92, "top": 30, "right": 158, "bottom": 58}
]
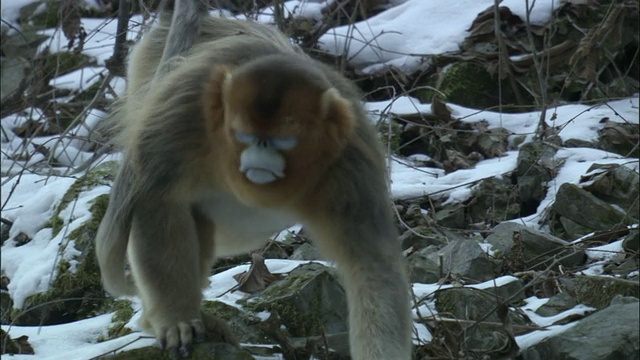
[
  {"left": 105, "top": 342, "right": 255, "bottom": 359},
  {"left": 582, "top": 163, "right": 639, "bottom": 220},
  {"left": 485, "top": 222, "right": 584, "bottom": 269},
  {"left": 622, "top": 230, "right": 639, "bottom": 253},
  {"left": 535, "top": 292, "right": 577, "bottom": 317},
  {"left": 288, "top": 243, "right": 323, "bottom": 260},
  {"left": 564, "top": 138, "right": 595, "bottom": 148},
  {"left": 434, "top": 203, "right": 465, "bottom": 229},
  {"left": 244, "top": 263, "right": 348, "bottom": 337},
  {"left": 431, "top": 239, "right": 500, "bottom": 283},
  {"left": 559, "top": 275, "right": 640, "bottom": 310},
  {"left": 520, "top": 301, "right": 640, "bottom": 360},
  {"left": 466, "top": 177, "right": 521, "bottom": 224},
  {"left": 552, "top": 183, "right": 636, "bottom": 233},
  {"left": 407, "top": 245, "right": 441, "bottom": 283},
  {"left": 558, "top": 216, "right": 593, "bottom": 239},
  {"left": 477, "top": 127, "right": 509, "bottom": 158},
  {"left": 399, "top": 226, "right": 453, "bottom": 251},
  {"left": 201, "top": 301, "right": 265, "bottom": 344},
  {"left": 610, "top": 294, "right": 639, "bottom": 305},
  {"left": 434, "top": 281, "right": 527, "bottom": 357},
  {"left": 516, "top": 142, "right": 558, "bottom": 215},
  {"left": 598, "top": 122, "right": 639, "bottom": 158}
]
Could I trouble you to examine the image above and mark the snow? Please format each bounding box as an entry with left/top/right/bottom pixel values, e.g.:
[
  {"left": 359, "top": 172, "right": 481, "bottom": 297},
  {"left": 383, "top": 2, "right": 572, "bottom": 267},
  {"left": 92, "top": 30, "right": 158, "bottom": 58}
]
[
  {"left": 319, "top": 0, "right": 563, "bottom": 74},
  {"left": 49, "top": 67, "right": 108, "bottom": 92},
  {"left": 38, "top": 16, "right": 145, "bottom": 65},
  {"left": 390, "top": 151, "right": 519, "bottom": 201},
  {"left": 1, "top": 0, "right": 638, "bottom": 358}
]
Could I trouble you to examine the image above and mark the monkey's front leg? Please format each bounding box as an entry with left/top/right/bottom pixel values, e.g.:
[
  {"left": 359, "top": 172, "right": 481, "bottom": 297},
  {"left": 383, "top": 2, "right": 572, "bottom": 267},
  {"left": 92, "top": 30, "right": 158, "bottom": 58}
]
[
  {"left": 128, "top": 198, "right": 206, "bottom": 358},
  {"left": 306, "top": 217, "right": 413, "bottom": 360}
]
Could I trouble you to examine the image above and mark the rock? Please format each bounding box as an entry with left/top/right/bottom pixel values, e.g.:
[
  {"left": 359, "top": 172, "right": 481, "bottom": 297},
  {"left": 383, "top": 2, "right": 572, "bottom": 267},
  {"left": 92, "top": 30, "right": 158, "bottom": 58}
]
[
  {"left": 105, "top": 342, "right": 255, "bottom": 359},
  {"left": 535, "top": 292, "right": 577, "bottom": 317},
  {"left": 476, "top": 127, "right": 510, "bottom": 158},
  {"left": 582, "top": 163, "right": 639, "bottom": 220},
  {"left": 604, "top": 258, "right": 639, "bottom": 277},
  {"left": 485, "top": 222, "right": 584, "bottom": 269},
  {"left": 1, "top": 57, "right": 28, "bottom": 103},
  {"left": 552, "top": 183, "right": 636, "bottom": 234},
  {"left": 515, "top": 142, "right": 558, "bottom": 215},
  {"left": 201, "top": 301, "right": 266, "bottom": 344},
  {"left": 407, "top": 245, "right": 441, "bottom": 283},
  {"left": 400, "top": 226, "right": 462, "bottom": 252},
  {"left": 432, "top": 239, "right": 500, "bottom": 283},
  {"left": 466, "top": 177, "right": 521, "bottom": 225},
  {"left": 434, "top": 203, "right": 465, "bottom": 229},
  {"left": 559, "top": 275, "right": 639, "bottom": 310},
  {"left": 558, "top": 216, "right": 593, "bottom": 239},
  {"left": 520, "top": 301, "right": 640, "bottom": 360},
  {"left": 610, "top": 294, "right": 639, "bottom": 305},
  {"left": 564, "top": 138, "right": 595, "bottom": 148},
  {"left": 0, "top": 328, "right": 34, "bottom": 355},
  {"left": 434, "top": 280, "right": 527, "bottom": 357},
  {"left": 598, "top": 121, "right": 639, "bottom": 158},
  {"left": 244, "top": 263, "right": 348, "bottom": 337},
  {"left": 622, "top": 229, "right": 639, "bottom": 254},
  {"left": 289, "top": 243, "right": 323, "bottom": 260}
]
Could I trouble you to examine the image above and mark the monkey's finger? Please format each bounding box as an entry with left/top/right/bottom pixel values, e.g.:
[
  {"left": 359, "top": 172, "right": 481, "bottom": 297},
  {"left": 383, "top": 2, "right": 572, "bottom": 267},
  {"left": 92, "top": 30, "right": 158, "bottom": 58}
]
[
  {"left": 191, "top": 319, "right": 206, "bottom": 343},
  {"left": 178, "top": 322, "right": 194, "bottom": 357},
  {"left": 164, "top": 326, "right": 182, "bottom": 358}
]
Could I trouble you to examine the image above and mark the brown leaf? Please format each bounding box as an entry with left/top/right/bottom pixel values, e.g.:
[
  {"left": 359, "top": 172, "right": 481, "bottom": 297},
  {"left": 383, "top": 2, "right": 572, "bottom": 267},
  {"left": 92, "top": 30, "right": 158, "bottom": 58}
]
[
  {"left": 0, "top": 330, "right": 34, "bottom": 355},
  {"left": 430, "top": 96, "right": 452, "bottom": 121},
  {"left": 233, "top": 253, "right": 283, "bottom": 293}
]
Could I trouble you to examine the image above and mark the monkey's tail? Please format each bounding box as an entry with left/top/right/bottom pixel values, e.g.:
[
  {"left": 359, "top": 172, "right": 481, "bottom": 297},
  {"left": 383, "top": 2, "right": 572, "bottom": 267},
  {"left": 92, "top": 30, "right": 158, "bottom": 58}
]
[
  {"left": 95, "top": 163, "right": 138, "bottom": 296},
  {"left": 95, "top": 207, "right": 137, "bottom": 296}
]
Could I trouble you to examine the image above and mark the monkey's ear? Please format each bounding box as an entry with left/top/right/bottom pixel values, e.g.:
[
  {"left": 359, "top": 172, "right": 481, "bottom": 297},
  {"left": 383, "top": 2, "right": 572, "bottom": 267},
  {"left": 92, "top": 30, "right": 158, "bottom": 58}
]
[
  {"left": 320, "top": 88, "right": 356, "bottom": 151},
  {"left": 203, "top": 65, "right": 231, "bottom": 131}
]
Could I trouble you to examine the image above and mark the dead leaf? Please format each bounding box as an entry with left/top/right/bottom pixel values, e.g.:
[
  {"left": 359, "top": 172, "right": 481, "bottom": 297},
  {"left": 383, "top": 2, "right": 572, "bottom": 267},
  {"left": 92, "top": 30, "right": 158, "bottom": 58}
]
[{"left": 233, "top": 253, "right": 283, "bottom": 293}]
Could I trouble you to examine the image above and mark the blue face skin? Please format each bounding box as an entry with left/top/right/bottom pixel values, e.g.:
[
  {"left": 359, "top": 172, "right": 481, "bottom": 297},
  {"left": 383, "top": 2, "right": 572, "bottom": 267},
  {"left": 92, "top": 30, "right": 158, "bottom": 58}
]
[
  {"left": 234, "top": 131, "right": 298, "bottom": 185},
  {"left": 234, "top": 131, "right": 298, "bottom": 150}
]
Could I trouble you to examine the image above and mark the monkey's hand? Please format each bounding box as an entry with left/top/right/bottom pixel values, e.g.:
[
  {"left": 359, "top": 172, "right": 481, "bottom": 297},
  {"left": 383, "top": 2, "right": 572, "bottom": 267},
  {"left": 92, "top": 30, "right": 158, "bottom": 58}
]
[
  {"left": 146, "top": 317, "right": 206, "bottom": 359},
  {"left": 162, "top": 319, "right": 206, "bottom": 359},
  {"left": 145, "top": 313, "right": 239, "bottom": 359}
]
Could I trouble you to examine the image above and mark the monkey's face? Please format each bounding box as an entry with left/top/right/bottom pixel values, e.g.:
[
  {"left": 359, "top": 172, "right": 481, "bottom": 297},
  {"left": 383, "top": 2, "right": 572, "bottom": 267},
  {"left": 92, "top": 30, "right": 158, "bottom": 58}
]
[{"left": 205, "top": 62, "right": 356, "bottom": 208}]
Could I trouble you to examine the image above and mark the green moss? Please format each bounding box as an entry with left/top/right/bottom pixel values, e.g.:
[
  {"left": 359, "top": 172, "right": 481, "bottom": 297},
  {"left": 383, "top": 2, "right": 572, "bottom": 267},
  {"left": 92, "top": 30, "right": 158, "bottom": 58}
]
[
  {"left": 41, "top": 51, "right": 95, "bottom": 78},
  {"left": 243, "top": 264, "right": 347, "bottom": 337},
  {"left": 98, "top": 300, "right": 134, "bottom": 342},
  {"left": 52, "top": 161, "right": 116, "bottom": 229},
  {"left": 19, "top": 0, "right": 60, "bottom": 30},
  {"left": 377, "top": 121, "right": 402, "bottom": 154},
  {"left": 434, "top": 61, "right": 523, "bottom": 110},
  {"left": 12, "top": 163, "right": 117, "bottom": 326},
  {"left": 565, "top": 276, "right": 640, "bottom": 310}
]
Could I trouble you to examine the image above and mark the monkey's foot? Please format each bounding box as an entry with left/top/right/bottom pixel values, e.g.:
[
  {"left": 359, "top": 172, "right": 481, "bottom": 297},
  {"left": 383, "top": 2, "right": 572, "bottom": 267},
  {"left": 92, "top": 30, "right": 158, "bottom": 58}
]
[{"left": 157, "top": 319, "right": 206, "bottom": 359}]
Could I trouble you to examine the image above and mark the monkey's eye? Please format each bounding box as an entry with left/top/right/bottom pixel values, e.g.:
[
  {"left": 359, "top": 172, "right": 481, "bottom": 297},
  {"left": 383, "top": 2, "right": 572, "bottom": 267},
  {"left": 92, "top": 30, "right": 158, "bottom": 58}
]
[
  {"left": 234, "top": 131, "right": 256, "bottom": 144},
  {"left": 271, "top": 136, "right": 298, "bottom": 150}
]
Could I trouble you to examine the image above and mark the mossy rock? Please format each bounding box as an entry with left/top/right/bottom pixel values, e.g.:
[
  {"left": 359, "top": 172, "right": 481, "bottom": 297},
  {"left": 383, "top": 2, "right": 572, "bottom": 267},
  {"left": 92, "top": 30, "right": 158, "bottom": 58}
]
[
  {"left": 431, "top": 61, "right": 520, "bottom": 110},
  {"left": 104, "top": 342, "right": 255, "bottom": 360},
  {"left": 41, "top": 51, "right": 96, "bottom": 80},
  {"left": 19, "top": 0, "right": 61, "bottom": 30},
  {"left": 98, "top": 300, "right": 135, "bottom": 342},
  {"left": 10, "top": 163, "right": 116, "bottom": 326},
  {"left": 201, "top": 301, "right": 269, "bottom": 344},
  {"left": 466, "top": 177, "right": 521, "bottom": 225},
  {"left": 243, "top": 263, "right": 348, "bottom": 337},
  {"left": 560, "top": 275, "right": 640, "bottom": 310}
]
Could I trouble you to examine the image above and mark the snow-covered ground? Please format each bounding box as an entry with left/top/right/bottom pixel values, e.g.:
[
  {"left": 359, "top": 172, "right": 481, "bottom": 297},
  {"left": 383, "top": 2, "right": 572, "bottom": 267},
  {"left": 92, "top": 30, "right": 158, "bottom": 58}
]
[{"left": 1, "top": 0, "right": 638, "bottom": 359}]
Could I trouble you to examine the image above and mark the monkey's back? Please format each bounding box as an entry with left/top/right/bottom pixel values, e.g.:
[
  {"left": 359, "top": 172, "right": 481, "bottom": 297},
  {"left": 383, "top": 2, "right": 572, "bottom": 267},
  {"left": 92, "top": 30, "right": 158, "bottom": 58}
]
[{"left": 127, "top": 17, "right": 297, "bottom": 95}]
